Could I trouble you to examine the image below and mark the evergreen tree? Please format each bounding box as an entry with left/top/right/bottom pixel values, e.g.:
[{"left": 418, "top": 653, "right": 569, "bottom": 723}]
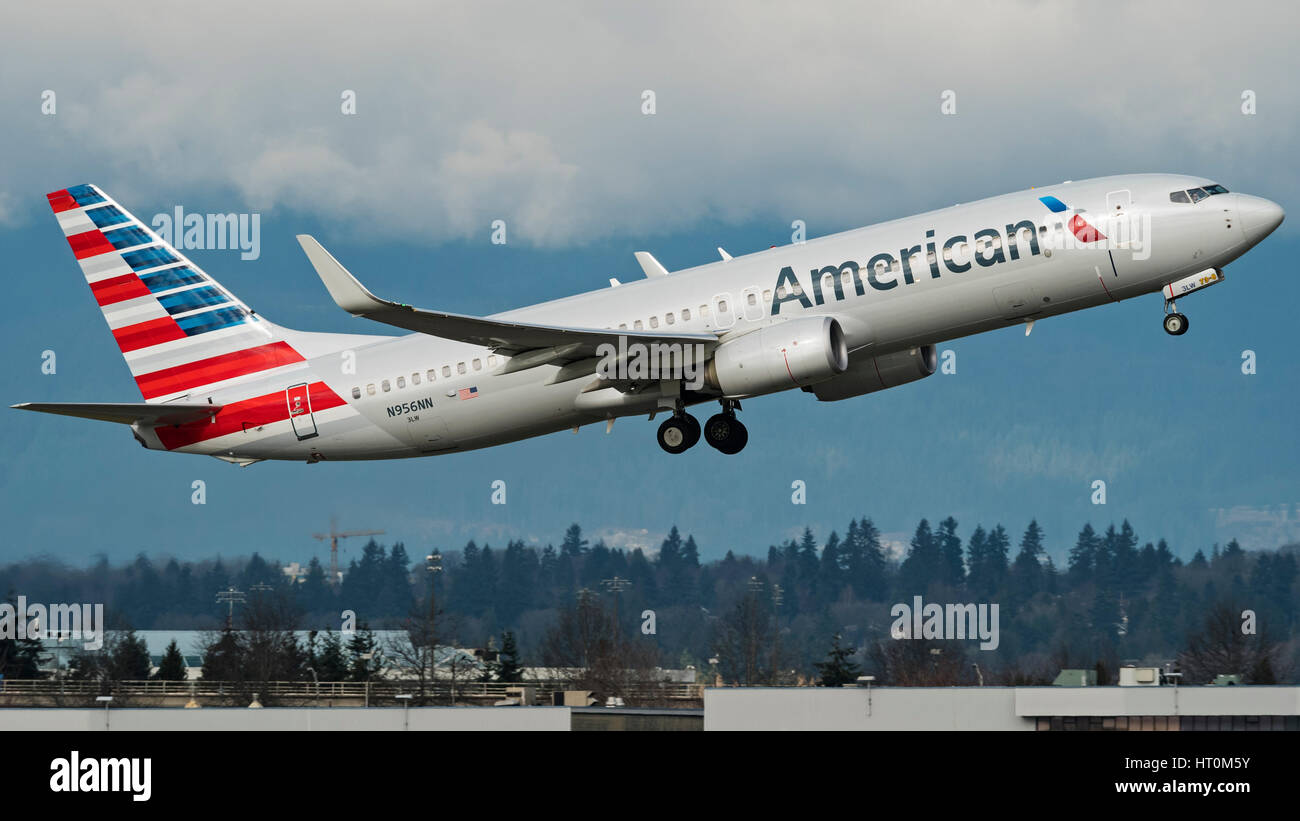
[
  {"left": 1068, "top": 523, "right": 1100, "bottom": 584},
  {"left": 937, "top": 516, "right": 965, "bottom": 586},
  {"left": 1010, "top": 520, "right": 1046, "bottom": 601},
  {"left": 111, "top": 630, "right": 153, "bottom": 680},
  {"left": 845, "top": 517, "right": 888, "bottom": 599},
  {"left": 682, "top": 535, "right": 701, "bottom": 568},
  {"left": 965, "top": 525, "right": 991, "bottom": 597},
  {"left": 496, "top": 631, "right": 524, "bottom": 682},
  {"left": 202, "top": 628, "right": 244, "bottom": 681},
  {"left": 154, "top": 638, "right": 188, "bottom": 681},
  {"left": 346, "top": 626, "right": 381, "bottom": 681},
  {"left": 985, "top": 524, "right": 1011, "bottom": 590},
  {"left": 815, "top": 634, "right": 861, "bottom": 687},
  {"left": 797, "top": 527, "right": 819, "bottom": 583},
  {"left": 313, "top": 630, "right": 350, "bottom": 681},
  {"left": 658, "top": 526, "right": 683, "bottom": 570},
  {"left": 899, "top": 519, "right": 940, "bottom": 593},
  {"left": 560, "top": 523, "right": 588, "bottom": 558}
]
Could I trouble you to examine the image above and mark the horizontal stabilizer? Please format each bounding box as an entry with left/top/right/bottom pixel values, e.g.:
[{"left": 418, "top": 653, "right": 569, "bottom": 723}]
[
  {"left": 12, "top": 401, "right": 220, "bottom": 426},
  {"left": 297, "top": 235, "right": 717, "bottom": 360}
]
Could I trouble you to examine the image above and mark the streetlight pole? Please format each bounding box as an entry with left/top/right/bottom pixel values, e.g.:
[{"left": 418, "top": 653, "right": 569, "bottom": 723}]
[{"left": 425, "top": 552, "right": 442, "bottom": 702}]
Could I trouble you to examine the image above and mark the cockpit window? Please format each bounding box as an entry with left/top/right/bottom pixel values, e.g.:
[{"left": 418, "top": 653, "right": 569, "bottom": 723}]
[{"left": 1171, "top": 184, "right": 1228, "bottom": 204}]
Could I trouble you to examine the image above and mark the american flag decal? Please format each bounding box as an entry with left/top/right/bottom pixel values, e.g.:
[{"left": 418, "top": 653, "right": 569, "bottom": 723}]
[{"left": 458, "top": 386, "right": 479, "bottom": 400}]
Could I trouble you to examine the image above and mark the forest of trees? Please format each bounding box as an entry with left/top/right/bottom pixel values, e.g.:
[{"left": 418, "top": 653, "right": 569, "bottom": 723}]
[{"left": 2, "top": 517, "right": 1296, "bottom": 687}]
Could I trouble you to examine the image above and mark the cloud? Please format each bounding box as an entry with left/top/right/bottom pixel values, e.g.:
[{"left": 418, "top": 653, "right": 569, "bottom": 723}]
[{"left": 4, "top": 2, "right": 1297, "bottom": 248}]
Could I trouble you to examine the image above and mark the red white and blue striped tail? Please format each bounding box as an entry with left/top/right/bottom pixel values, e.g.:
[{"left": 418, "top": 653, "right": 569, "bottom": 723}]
[{"left": 47, "top": 185, "right": 304, "bottom": 402}]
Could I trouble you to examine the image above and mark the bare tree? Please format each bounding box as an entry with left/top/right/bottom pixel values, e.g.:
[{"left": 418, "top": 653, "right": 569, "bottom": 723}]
[
  {"left": 868, "top": 638, "right": 975, "bottom": 686},
  {"left": 1179, "top": 601, "right": 1288, "bottom": 684},
  {"left": 540, "top": 593, "right": 662, "bottom": 705},
  {"left": 712, "top": 591, "right": 774, "bottom": 685}
]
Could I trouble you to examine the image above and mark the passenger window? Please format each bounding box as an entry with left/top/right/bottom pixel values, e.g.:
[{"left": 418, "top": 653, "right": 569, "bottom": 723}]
[
  {"left": 382, "top": 379, "right": 391, "bottom": 392},
  {"left": 457, "top": 362, "right": 467, "bottom": 375},
  {"left": 747, "top": 293, "right": 757, "bottom": 306},
  {"left": 487, "top": 355, "right": 497, "bottom": 367},
  {"left": 351, "top": 387, "right": 361, "bottom": 399},
  {"left": 619, "top": 323, "right": 628, "bottom": 330},
  {"left": 776, "top": 286, "right": 787, "bottom": 298},
  {"left": 1188, "top": 188, "right": 1208, "bottom": 203},
  {"left": 665, "top": 312, "right": 674, "bottom": 325},
  {"left": 396, "top": 376, "right": 406, "bottom": 389},
  {"left": 649, "top": 316, "right": 659, "bottom": 328},
  {"left": 473, "top": 358, "right": 482, "bottom": 371},
  {"left": 762, "top": 289, "right": 772, "bottom": 304},
  {"left": 700, "top": 304, "right": 710, "bottom": 317},
  {"left": 718, "top": 300, "right": 728, "bottom": 312},
  {"left": 682, "top": 308, "right": 691, "bottom": 321},
  {"left": 366, "top": 384, "right": 376, "bottom": 396},
  {"left": 412, "top": 372, "right": 421, "bottom": 385},
  {"left": 1169, "top": 190, "right": 1191, "bottom": 203},
  {"left": 634, "top": 320, "right": 643, "bottom": 330},
  {"left": 442, "top": 365, "right": 451, "bottom": 378},
  {"left": 427, "top": 369, "right": 437, "bottom": 382}
]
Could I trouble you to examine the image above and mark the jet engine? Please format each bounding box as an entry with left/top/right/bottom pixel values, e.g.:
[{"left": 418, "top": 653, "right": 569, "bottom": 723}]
[
  {"left": 704, "top": 316, "right": 848, "bottom": 397},
  {"left": 806, "top": 345, "right": 937, "bottom": 401}
]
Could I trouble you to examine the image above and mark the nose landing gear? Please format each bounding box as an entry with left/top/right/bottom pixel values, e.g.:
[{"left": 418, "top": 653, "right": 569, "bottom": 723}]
[{"left": 1163, "top": 299, "right": 1189, "bottom": 336}]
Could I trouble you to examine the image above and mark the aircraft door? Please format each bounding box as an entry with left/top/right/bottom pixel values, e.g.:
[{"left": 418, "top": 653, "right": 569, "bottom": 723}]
[
  {"left": 712, "top": 293, "right": 735, "bottom": 329},
  {"left": 286, "top": 383, "right": 318, "bottom": 440}
]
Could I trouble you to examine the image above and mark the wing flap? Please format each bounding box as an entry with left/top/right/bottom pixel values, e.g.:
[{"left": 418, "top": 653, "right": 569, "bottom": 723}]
[{"left": 12, "top": 402, "right": 221, "bottom": 426}]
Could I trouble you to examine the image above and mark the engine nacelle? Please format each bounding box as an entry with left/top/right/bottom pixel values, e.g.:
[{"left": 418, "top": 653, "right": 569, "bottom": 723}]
[
  {"left": 807, "top": 344, "right": 937, "bottom": 401},
  {"left": 705, "top": 316, "right": 848, "bottom": 397}
]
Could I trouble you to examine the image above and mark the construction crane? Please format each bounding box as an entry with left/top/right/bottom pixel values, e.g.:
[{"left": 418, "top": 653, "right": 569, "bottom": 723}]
[{"left": 312, "top": 517, "right": 385, "bottom": 584}]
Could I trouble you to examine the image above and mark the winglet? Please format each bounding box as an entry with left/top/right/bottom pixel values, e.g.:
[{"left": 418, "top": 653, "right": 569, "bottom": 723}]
[
  {"left": 633, "top": 251, "right": 669, "bottom": 278},
  {"left": 717, "top": 247, "right": 732, "bottom": 261},
  {"left": 296, "top": 235, "right": 392, "bottom": 315}
]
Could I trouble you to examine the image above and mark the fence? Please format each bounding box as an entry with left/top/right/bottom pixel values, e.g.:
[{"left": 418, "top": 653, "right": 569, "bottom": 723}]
[{"left": 0, "top": 678, "right": 703, "bottom": 706}]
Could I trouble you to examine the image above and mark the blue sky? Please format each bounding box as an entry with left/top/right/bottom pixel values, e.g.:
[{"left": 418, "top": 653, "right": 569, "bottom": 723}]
[{"left": 2, "top": 3, "right": 1299, "bottom": 567}]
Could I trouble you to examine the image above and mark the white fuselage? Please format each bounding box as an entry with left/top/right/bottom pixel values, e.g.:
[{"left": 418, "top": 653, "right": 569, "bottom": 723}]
[{"left": 147, "top": 173, "right": 1280, "bottom": 462}]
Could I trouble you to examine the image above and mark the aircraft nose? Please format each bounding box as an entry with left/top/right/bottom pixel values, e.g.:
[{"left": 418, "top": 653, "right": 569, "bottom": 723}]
[{"left": 1237, "top": 194, "right": 1285, "bottom": 243}]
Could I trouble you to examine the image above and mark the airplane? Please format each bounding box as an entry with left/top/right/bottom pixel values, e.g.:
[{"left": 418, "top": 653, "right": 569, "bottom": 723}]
[{"left": 14, "top": 175, "right": 1284, "bottom": 463}]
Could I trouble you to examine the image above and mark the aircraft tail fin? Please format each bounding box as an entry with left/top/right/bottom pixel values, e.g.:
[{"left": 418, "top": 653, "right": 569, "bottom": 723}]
[{"left": 46, "top": 185, "right": 304, "bottom": 402}]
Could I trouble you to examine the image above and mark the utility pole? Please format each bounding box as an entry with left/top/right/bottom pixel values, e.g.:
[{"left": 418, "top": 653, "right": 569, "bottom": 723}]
[
  {"left": 601, "top": 576, "right": 631, "bottom": 637},
  {"left": 770, "top": 583, "right": 784, "bottom": 684},
  {"left": 216, "top": 587, "right": 246, "bottom": 629}
]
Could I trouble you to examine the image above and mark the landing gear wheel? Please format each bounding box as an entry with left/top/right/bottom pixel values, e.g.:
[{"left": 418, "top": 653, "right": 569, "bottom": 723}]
[
  {"left": 704, "top": 413, "right": 749, "bottom": 454},
  {"left": 657, "top": 416, "right": 695, "bottom": 454},
  {"left": 681, "top": 413, "right": 701, "bottom": 449},
  {"left": 1163, "top": 312, "right": 1189, "bottom": 336}
]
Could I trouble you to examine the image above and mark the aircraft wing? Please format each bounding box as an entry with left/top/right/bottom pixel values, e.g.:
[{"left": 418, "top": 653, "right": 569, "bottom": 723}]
[
  {"left": 12, "top": 402, "right": 220, "bottom": 426},
  {"left": 297, "top": 235, "right": 719, "bottom": 359}
]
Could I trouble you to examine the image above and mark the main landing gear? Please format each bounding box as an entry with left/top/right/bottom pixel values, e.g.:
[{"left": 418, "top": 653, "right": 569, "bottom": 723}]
[
  {"left": 656, "top": 410, "right": 700, "bottom": 454},
  {"left": 703, "top": 402, "right": 748, "bottom": 454},
  {"left": 1163, "top": 299, "right": 1189, "bottom": 336},
  {"left": 655, "top": 399, "right": 748, "bottom": 455}
]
